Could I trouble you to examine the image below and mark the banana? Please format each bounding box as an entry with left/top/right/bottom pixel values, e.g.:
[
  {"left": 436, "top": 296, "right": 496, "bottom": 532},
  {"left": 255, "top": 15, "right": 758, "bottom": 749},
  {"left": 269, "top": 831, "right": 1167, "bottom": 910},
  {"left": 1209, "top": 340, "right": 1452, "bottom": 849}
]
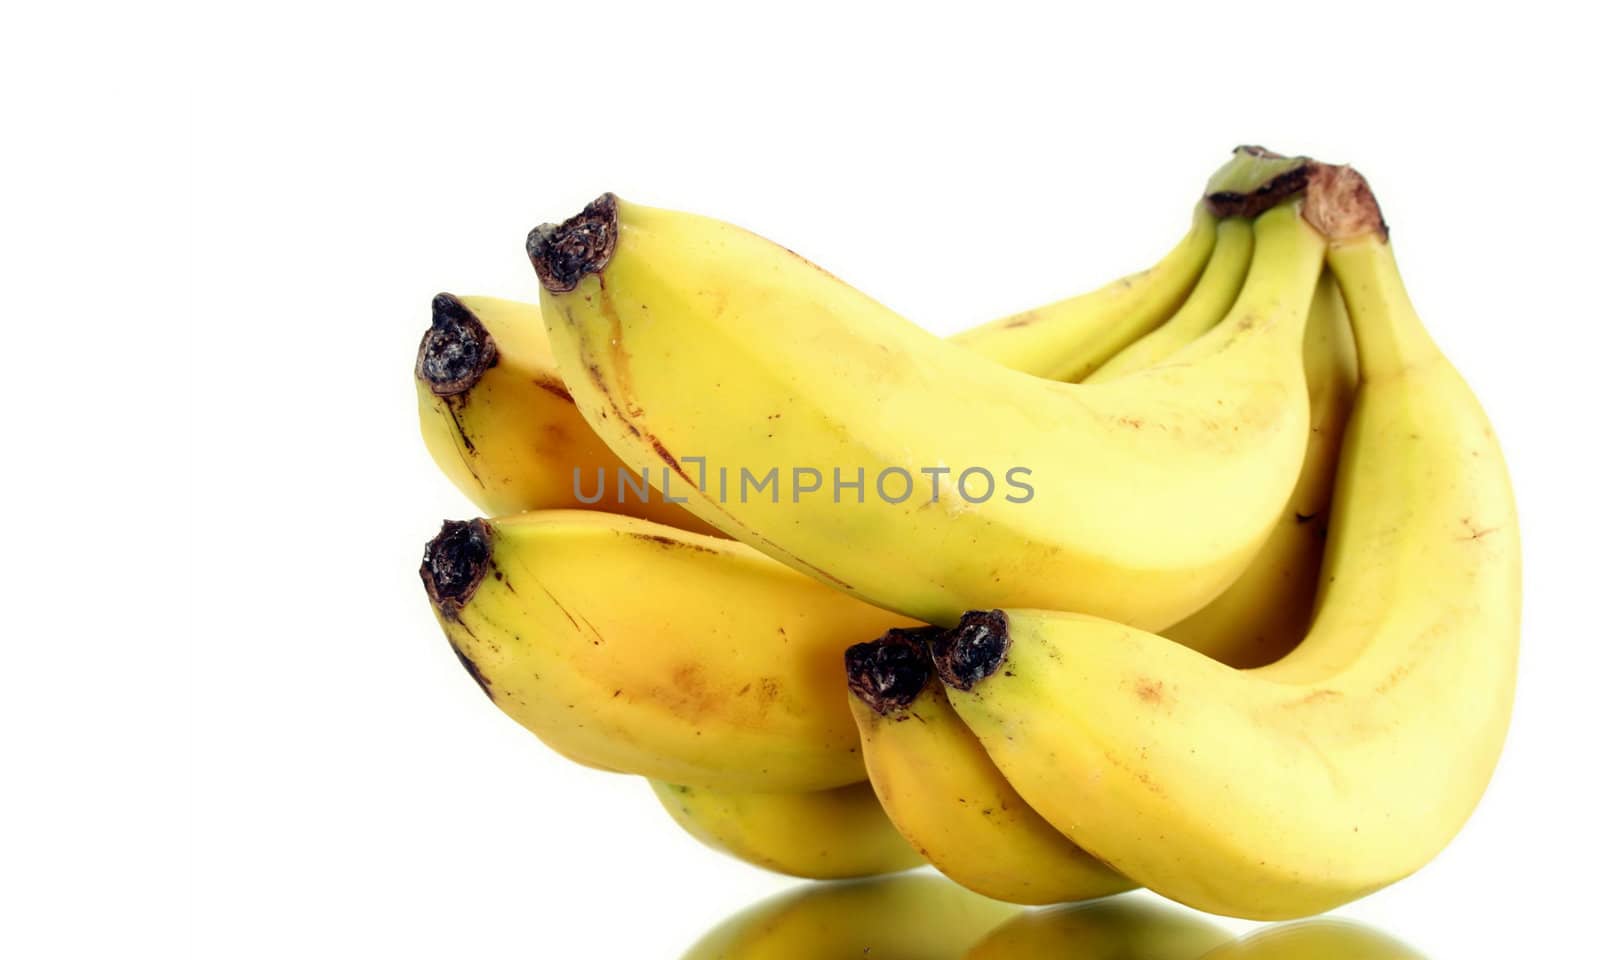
[
  {"left": 679, "top": 873, "right": 1019, "bottom": 960},
  {"left": 417, "top": 149, "right": 1302, "bottom": 526},
  {"left": 1163, "top": 267, "right": 1359, "bottom": 666},
  {"left": 1196, "top": 919, "right": 1426, "bottom": 959},
  {"left": 419, "top": 510, "right": 915, "bottom": 790},
  {"left": 649, "top": 778, "right": 923, "bottom": 879},
  {"left": 1083, "top": 216, "right": 1254, "bottom": 382},
  {"left": 845, "top": 628, "right": 1131, "bottom": 904},
  {"left": 530, "top": 182, "right": 1325, "bottom": 630},
  {"left": 419, "top": 257, "right": 1267, "bottom": 793},
  {"left": 418, "top": 200, "right": 1237, "bottom": 523},
  {"left": 416, "top": 294, "right": 721, "bottom": 531},
  {"left": 947, "top": 205, "right": 1213, "bottom": 380},
  {"left": 962, "top": 898, "right": 1233, "bottom": 960},
  {"left": 932, "top": 165, "right": 1520, "bottom": 919}
]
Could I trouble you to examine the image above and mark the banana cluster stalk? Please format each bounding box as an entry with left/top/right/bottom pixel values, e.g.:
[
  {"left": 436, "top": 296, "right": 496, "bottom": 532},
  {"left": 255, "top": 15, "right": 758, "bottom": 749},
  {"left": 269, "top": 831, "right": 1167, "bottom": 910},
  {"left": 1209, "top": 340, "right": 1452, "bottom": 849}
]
[{"left": 413, "top": 148, "right": 1517, "bottom": 922}]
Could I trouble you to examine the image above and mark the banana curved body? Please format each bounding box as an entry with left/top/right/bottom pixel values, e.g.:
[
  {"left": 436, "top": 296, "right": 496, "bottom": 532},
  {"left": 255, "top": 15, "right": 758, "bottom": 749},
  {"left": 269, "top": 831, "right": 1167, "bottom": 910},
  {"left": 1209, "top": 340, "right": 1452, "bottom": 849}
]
[
  {"left": 1084, "top": 216, "right": 1253, "bottom": 382},
  {"left": 420, "top": 510, "right": 916, "bottom": 790},
  {"left": 1164, "top": 268, "right": 1359, "bottom": 666},
  {"left": 963, "top": 899, "right": 1232, "bottom": 960},
  {"left": 679, "top": 874, "right": 1018, "bottom": 960},
  {"left": 846, "top": 629, "right": 1130, "bottom": 904},
  {"left": 650, "top": 779, "right": 922, "bottom": 879},
  {"left": 533, "top": 196, "right": 1324, "bottom": 629},
  {"left": 419, "top": 212, "right": 1216, "bottom": 524},
  {"left": 949, "top": 207, "right": 1214, "bottom": 380},
  {"left": 936, "top": 208, "right": 1519, "bottom": 918},
  {"left": 416, "top": 295, "right": 721, "bottom": 531}
]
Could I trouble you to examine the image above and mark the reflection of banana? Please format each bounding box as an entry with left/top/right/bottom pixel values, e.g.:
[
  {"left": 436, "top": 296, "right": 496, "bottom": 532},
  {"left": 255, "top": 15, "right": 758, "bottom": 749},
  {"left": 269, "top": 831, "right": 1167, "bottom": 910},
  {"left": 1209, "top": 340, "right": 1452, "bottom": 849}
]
[
  {"left": 534, "top": 190, "right": 1325, "bottom": 630},
  {"left": 420, "top": 510, "right": 914, "bottom": 791},
  {"left": 649, "top": 779, "right": 922, "bottom": 879},
  {"left": 680, "top": 873, "right": 1018, "bottom": 960},
  {"left": 963, "top": 897, "right": 1233, "bottom": 959},
  {"left": 935, "top": 165, "right": 1520, "bottom": 919},
  {"left": 1164, "top": 268, "right": 1358, "bottom": 666},
  {"left": 846, "top": 629, "right": 1130, "bottom": 904},
  {"left": 1197, "top": 920, "right": 1426, "bottom": 959}
]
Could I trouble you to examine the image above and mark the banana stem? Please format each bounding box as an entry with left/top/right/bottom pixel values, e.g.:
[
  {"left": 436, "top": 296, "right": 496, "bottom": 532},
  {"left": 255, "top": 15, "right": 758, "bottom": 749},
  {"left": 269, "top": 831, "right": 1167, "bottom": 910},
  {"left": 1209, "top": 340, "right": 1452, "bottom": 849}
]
[
  {"left": 1328, "top": 239, "right": 1441, "bottom": 382},
  {"left": 1310, "top": 163, "right": 1440, "bottom": 381}
]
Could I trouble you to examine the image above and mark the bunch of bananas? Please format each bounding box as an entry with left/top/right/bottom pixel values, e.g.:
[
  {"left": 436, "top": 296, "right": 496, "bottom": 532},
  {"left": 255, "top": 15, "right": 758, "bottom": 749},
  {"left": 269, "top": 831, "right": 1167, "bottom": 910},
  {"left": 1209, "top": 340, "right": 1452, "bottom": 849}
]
[{"left": 415, "top": 146, "right": 1519, "bottom": 921}]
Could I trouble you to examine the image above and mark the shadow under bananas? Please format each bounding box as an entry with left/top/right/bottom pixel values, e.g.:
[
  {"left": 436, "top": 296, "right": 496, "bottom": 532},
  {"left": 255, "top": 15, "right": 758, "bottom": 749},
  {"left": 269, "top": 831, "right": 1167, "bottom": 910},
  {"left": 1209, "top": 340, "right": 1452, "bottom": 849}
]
[{"left": 680, "top": 875, "right": 1426, "bottom": 959}]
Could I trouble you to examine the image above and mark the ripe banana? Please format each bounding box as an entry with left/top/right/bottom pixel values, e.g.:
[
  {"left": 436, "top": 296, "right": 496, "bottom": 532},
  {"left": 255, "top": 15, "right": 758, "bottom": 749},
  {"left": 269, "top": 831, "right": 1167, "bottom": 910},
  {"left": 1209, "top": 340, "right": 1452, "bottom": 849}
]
[
  {"left": 419, "top": 510, "right": 914, "bottom": 790},
  {"left": 947, "top": 205, "right": 1213, "bottom": 381},
  {"left": 845, "top": 628, "right": 1131, "bottom": 904},
  {"left": 1196, "top": 919, "right": 1426, "bottom": 959},
  {"left": 933, "top": 165, "right": 1520, "bottom": 919},
  {"left": 649, "top": 778, "right": 923, "bottom": 879},
  {"left": 416, "top": 293, "right": 720, "bottom": 531},
  {"left": 678, "top": 873, "right": 1019, "bottom": 960},
  {"left": 1163, "top": 267, "right": 1359, "bottom": 666},
  {"left": 417, "top": 148, "right": 1298, "bottom": 527},
  {"left": 1083, "top": 216, "right": 1254, "bottom": 382},
  {"left": 531, "top": 184, "right": 1325, "bottom": 630},
  {"left": 963, "top": 898, "right": 1233, "bottom": 960},
  {"left": 418, "top": 191, "right": 1241, "bottom": 523}
]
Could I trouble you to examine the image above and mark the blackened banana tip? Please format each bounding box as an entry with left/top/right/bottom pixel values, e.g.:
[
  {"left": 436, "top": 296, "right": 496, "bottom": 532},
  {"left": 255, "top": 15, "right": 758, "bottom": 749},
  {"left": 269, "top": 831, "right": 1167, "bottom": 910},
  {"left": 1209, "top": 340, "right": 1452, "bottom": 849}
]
[
  {"left": 1205, "top": 162, "right": 1312, "bottom": 220},
  {"left": 528, "top": 192, "right": 620, "bottom": 293},
  {"left": 417, "top": 293, "right": 498, "bottom": 397},
  {"left": 420, "top": 519, "right": 493, "bottom": 617},
  {"left": 844, "top": 627, "right": 942, "bottom": 715},
  {"left": 930, "top": 610, "right": 1011, "bottom": 691}
]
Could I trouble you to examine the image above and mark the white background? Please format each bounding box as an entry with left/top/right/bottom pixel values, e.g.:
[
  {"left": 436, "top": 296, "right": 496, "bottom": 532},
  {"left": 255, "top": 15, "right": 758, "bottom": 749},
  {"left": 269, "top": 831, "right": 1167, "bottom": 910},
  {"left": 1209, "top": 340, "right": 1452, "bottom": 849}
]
[{"left": 4, "top": 2, "right": 1595, "bottom": 956}]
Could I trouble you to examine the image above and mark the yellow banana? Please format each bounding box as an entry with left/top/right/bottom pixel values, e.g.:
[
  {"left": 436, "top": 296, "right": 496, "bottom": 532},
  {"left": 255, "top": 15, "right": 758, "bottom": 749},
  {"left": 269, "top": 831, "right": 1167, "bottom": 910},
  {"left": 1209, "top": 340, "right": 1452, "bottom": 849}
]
[
  {"left": 531, "top": 185, "right": 1324, "bottom": 630},
  {"left": 1197, "top": 919, "right": 1427, "bottom": 959},
  {"left": 845, "top": 628, "right": 1131, "bottom": 904},
  {"left": 417, "top": 181, "right": 1252, "bottom": 523},
  {"left": 679, "top": 873, "right": 1019, "bottom": 960},
  {"left": 420, "top": 510, "right": 914, "bottom": 790},
  {"left": 1164, "top": 267, "right": 1359, "bottom": 666},
  {"left": 933, "top": 165, "right": 1520, "bottom": 919},
  {"left": 962, "top": 898, "right": 1233, "bottom": 960},
  {"left": 1084, "top": 216, "right": 1254, "bottom": 382},
  {"left": 947, "top": 205, "right": 1213, "bottom": 380},
  {"left": 648, "top": 779, "right": 923, "bottom": 879},
  {"left": 415, "top": 294, "right": 721, "bottom": 531},
  {"left": 416, "top": 149, "right": 1305, "bottom": 528}
]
